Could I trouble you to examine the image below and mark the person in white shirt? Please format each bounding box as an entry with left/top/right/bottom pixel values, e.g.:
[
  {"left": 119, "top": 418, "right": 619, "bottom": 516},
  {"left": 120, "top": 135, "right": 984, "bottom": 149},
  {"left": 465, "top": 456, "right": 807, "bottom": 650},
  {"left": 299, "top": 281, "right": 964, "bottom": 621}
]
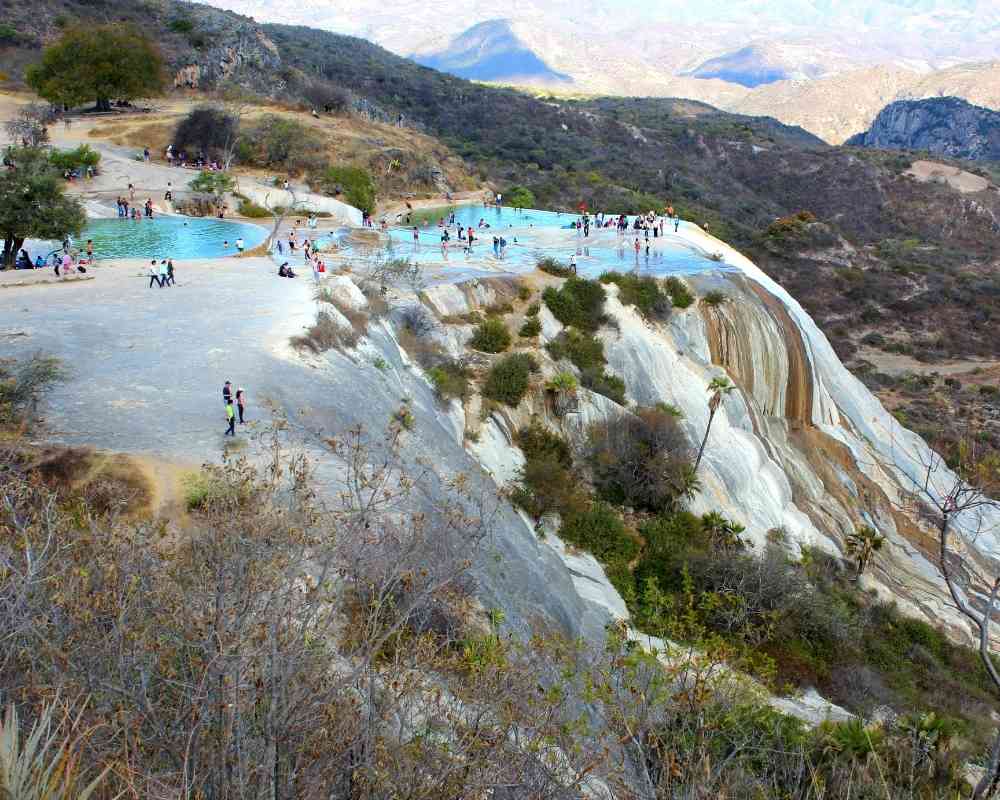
[{"left": 235, "top": 237, "right": 245, "bottom": 253}]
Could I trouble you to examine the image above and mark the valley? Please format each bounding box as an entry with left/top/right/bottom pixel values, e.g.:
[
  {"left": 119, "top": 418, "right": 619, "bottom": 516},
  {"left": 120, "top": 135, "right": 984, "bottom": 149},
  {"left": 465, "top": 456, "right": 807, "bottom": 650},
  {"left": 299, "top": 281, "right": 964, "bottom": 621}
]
[{"left": 2, "top": 1, "right": 1000, "bottom": 797}]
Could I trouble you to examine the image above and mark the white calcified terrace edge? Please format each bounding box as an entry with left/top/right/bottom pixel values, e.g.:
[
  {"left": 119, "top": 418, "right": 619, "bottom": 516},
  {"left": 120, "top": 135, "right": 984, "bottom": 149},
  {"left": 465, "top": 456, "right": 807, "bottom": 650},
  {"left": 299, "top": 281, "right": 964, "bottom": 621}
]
[{"left": 685, "top": 226, "right": 999, "bottom": 558}]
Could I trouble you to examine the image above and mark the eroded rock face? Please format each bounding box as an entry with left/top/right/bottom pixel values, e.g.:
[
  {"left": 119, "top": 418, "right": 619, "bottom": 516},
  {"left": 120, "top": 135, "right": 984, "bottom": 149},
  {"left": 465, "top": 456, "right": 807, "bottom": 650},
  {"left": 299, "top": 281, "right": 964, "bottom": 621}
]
[
  {"left": 168, "top": 5, "right": 284, "bottom": 94},
  {"left": 846, "top": 97, "right": 1000, "bottom": 162}
]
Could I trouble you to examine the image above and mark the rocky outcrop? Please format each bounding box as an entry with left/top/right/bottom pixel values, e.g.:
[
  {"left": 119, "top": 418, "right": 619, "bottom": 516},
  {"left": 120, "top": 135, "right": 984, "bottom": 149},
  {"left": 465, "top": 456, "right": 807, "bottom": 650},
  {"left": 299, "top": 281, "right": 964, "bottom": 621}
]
[
  {"left": 846, "top": 97, "right": 1000, "bottom": 162},
  {"left": 168, "top": 2, "right": 284, "bottom": 95}
]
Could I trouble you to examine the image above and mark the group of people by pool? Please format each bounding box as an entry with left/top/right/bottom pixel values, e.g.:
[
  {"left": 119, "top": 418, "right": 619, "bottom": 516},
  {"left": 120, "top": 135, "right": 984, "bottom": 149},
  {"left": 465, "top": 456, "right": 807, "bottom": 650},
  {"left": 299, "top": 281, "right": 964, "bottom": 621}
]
[
  {"left": 273, "top": 219, "right": 332, "bottom": 282},
  {"left": 116, "top": 195, "right": 157, "bottom": 220},
  {"left": 12, "top": 236, "right": 98, "bottom": 276}
]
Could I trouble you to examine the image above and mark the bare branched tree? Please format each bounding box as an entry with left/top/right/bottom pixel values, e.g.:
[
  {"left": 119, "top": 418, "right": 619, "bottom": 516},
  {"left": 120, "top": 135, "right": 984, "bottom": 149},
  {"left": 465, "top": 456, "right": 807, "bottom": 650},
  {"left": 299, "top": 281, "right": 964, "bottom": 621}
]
[
  {"left": 4, "top": 103, "right": 56, "bottom": 148},
  {"left": 896, "top": 443, "right": 1000, "bottom": 799}
]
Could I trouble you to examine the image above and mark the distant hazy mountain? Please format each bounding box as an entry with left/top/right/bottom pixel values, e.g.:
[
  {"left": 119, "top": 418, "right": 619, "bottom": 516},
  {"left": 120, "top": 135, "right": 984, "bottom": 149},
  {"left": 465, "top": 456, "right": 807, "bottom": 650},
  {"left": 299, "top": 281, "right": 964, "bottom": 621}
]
[
  {"left": 416, "top": 19, "right": 569, "bottom": 84},
  {"left": 684, "top": 43, "right": 827, "bottom": 87},
  {"left": 729, "top": 60, "right": 1000, "bottom": 143},
  {"left": 846, "top": 97, "right": 1000, "bottom": 161}
]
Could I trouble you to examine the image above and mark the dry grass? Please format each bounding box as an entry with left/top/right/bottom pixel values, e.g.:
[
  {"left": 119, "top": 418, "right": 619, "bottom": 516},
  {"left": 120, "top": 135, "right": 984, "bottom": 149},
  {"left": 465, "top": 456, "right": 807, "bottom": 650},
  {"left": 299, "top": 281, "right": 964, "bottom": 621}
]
[
  {"left": 291, "top": 310, "right": 362, "bottom": 353},
  {"left": 88, "top": 119, "right": 175, "bottom": 151},
  {"left": 27, "top": 446, "right": 153, "bottom": 515}
]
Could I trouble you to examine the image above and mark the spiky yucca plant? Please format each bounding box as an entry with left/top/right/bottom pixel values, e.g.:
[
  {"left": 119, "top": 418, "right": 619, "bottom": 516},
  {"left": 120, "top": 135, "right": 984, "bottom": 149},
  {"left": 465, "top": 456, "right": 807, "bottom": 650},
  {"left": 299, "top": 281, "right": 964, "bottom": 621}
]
[{"left": 0, "top": 701, "right": 107, "bottom": 800}]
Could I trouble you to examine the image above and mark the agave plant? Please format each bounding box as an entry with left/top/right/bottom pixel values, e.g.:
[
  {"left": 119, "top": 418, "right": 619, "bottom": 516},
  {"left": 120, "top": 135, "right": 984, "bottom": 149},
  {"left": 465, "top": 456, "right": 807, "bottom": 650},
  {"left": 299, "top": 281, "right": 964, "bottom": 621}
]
[{"left": 0, "top": 700, "right": 107, "bottom": 800}]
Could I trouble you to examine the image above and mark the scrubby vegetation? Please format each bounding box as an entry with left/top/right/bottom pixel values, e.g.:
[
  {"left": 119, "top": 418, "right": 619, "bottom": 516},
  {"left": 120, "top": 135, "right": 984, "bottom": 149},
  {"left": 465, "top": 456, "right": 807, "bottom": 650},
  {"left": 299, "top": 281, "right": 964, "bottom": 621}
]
[
  {"left": 469, "top": 318, "right": 512, "bottom": 353},
  {"left": 311, "top": 165, "right": 377, "bottom": 212},
  {"left": 536, "top": 257, "right": 574, "bottom": 278},
  {"left": 599, "top": 272, "right": 669, "bottom": 317},
  {"left": 482, "top": 353, "right": 538, "bottom": 406},
  {"left": 542, "top": 277, "right": 606, "bottom": 333},
  {"left": 588, "top": 407, "right": 697, "bottom": 513},
  {"left": 518, "top": 317, "right": 541, "bottom": 338},
  {"left": 426, "top": 361, "right": 469, "bottom": 401},
  {"left": 664, "top": 276, "right": 695, "bottom": 309}
]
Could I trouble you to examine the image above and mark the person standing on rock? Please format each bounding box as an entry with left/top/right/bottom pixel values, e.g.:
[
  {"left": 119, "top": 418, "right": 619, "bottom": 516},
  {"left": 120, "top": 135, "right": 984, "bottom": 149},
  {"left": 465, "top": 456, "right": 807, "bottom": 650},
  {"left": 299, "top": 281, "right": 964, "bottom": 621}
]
[
  {"left": 148, "top": 260, "right": 162, "bottom": 288},
  {"left": 223, "top": 380, "right": 233, "bottom": 407},
  {"left": 236, "top": 237, "right": 245, "bottom": 254},
  {"left": 224, "top": 399, "right": 236, "bottom": 436},
  {"left": 236, "top": 387, "right": 246, "bottom": 424},
  {"left": 158, "top": 259, "right": 169, "bottom": 287},
  {"left": 165, "top": 259, "right": 175, "bottom": 286}
]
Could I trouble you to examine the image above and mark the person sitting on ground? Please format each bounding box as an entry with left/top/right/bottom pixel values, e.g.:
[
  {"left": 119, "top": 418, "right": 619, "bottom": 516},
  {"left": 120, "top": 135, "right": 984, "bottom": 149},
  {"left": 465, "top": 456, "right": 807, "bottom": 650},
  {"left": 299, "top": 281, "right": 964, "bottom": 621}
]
[
  {"left": 279, "top": 263, "right": 288, "bottom": 277},
  {"left": 34, "top": 254, "right": 46, "bottom": 269},
  {"left": 15, "top": 248, "right": 31, "bottom": 270}
]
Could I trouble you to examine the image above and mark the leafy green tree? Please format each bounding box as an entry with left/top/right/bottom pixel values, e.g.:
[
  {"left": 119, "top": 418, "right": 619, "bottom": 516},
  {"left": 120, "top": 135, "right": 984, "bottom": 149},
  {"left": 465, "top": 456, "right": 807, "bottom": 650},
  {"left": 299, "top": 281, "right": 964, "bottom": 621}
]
[
  {"left": 506, "top": 185, "right": 535, "bottom": 209},
  {"left": 845, "top": 525, "right": 886, "bottom": 577},
  {"left": 188, "top": 170, "right": 235, "bottom": 199},
  {"left": 26, "top": 24, "right": 164, "bottom": 111},
  {"left": 694, "top": 376, "right": 736, "bottom": 473},
  {"left": 0, "top": 147, "right": 86, "bottom": 268},
  {"left": 48, "top": 144, "right": 101, "bottom": 172},
  {"left": 313, "top": 165, "right": 377, "bottom": 212}
]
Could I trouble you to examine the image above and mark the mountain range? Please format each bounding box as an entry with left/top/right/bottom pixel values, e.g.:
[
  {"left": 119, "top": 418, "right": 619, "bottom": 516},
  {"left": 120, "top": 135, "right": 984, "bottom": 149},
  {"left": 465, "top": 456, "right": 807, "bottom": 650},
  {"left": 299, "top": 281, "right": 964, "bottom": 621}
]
[{"left": 196, "top": 0, "right": 1000, "bottom": 142}]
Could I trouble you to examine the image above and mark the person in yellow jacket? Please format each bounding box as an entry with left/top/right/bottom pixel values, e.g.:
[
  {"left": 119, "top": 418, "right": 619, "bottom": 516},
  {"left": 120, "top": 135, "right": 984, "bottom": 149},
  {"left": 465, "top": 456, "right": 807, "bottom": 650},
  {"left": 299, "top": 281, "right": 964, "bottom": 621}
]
[{"left": 224, "top": 401, "right": 236, "bottom": 437}]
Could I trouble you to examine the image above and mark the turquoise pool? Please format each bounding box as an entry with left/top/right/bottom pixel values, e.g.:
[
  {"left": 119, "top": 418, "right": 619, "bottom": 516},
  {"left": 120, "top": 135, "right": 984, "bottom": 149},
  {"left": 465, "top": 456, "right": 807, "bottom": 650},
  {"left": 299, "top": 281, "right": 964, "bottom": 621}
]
[
  {"left": 377, "top": 205, "right": 719, "bottom": 276},
  {"left": 80, "top": 217, "right": 268, "bottom": 259}
]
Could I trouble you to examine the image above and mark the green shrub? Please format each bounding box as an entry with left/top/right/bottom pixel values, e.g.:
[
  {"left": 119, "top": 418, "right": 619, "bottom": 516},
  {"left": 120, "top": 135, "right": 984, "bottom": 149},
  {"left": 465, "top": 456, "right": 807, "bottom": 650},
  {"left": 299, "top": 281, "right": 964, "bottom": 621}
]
[
  {"left": 526, "top": 302, "right": 540, "bottom": 317},
  {"left": 546, "top": 329, "right": 605, "bottom": 373},
  {"left": 546, "top": 372, "right": 578, "bottom": 393},
  {"left": 240, "top": 115, "right": 327, "bottom": 176},
  {"left": 506, "top": 185, "right": 536, "bottom": 208},
  {"left": 470, "top": 318, "right": 512, "bottom": 353},
  {"left": 483, "top": 353, "right": 538, "bottom": 406},
  {"left": 49, "top": 144, "right": 100, "bottom": 171},
  {"left": 537, "top": 257, "right": 574, "bottom": 277},
  {"left": 313, "top": 165, "right": 377, "bottom": 212},
  {"left": 182, "top": 470, "right": 227, "bottom": 511},
  {"left": 559, "top": 503, "right": 637, "bottom": 563},
  {"left": 168, "top": 17, "right": 195, "bottom": 33},
  {"left": 664, "top": 277, "right": 694, "bottom": 309},
  {"left": 516, "top": 421, "right": 572, "bottom": 467},
  {"left": 426, "top": 361, "right": 469, "bottom": 401},
  {"left": 581, "top": 369, "right": 627, "bottom": 405},
  {"left": 703, "top": 290, "right": 727, "bottom": 306},
  {"left": 519, "top": 317, "right": 541, "bottom": 338},
  {"left": 238, "top": 199, "right": 270, "bottom": 218},
  {"left": 599, "top": 272, "right": 668, "bottom": 317},
  {"left": 542, "top": 277, "right": 607, "bottom": 332},
  {"left": 655, "top": 402, "right": 684, "bottom": 418}
]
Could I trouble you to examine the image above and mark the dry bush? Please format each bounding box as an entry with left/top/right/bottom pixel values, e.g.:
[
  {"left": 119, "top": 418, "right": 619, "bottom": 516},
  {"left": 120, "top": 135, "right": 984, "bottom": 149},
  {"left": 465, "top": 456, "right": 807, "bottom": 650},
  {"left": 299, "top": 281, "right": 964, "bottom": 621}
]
[
  {"left": 29, "top": 446, "right": 93, "bottom": 486},
  {"left": 588, "top": 407, "right": 696, "bottom": 512},
  {"left": 82, "top": 456, "right": 152, "bottom": 515},
  {"left": 291, "top": 309, "right": 360, "bottom": 353}
]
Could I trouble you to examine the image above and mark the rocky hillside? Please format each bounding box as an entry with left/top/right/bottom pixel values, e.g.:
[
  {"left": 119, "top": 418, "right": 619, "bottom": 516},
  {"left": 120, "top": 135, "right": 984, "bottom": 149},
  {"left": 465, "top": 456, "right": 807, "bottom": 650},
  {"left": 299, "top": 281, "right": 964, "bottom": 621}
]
[
  {"left": 847, "top": 97, "right": 1000, "bottom": 162},
  {"left": 0, "top": 0, "right": 283, "bottom": 95}
]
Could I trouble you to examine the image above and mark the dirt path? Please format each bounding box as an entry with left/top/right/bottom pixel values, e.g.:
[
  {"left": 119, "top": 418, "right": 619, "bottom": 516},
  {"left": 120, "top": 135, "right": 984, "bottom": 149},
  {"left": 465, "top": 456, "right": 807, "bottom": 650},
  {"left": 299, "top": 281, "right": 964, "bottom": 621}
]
[{"left": 857, "top": 345, "right": 1000, "bottom": 380}]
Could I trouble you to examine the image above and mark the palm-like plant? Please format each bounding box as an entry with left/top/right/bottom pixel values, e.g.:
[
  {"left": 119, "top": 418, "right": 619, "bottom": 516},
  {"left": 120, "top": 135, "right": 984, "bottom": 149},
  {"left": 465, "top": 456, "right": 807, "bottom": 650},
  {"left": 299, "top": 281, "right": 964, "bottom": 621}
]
[
  {"left": 694, "top": 376, "right": 735, "bottom": 472},
  {"left": 845, "top": 525, "right": 886, "bottom": 577},
  {"left": 701, "top": 511, "right": 748, "bottom": 552}
]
